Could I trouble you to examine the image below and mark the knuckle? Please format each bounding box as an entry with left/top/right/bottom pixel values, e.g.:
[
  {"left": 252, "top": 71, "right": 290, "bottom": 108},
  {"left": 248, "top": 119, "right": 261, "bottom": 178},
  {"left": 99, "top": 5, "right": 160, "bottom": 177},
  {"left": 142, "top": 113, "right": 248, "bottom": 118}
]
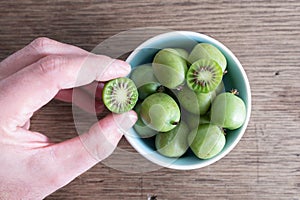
[
  {"left": 37, "top": 55, "right": 66, "bottom": 75},
  {"left": 29, "top": 37, "right": 57, "bottom": 53}
]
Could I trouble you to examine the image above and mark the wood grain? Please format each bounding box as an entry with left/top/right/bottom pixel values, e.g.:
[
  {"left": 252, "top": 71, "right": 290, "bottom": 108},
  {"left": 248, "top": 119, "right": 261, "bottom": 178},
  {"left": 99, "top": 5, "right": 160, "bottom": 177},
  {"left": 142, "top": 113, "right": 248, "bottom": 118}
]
[{"left": 0, "top": 0, "right": 300, "bottom": 199}]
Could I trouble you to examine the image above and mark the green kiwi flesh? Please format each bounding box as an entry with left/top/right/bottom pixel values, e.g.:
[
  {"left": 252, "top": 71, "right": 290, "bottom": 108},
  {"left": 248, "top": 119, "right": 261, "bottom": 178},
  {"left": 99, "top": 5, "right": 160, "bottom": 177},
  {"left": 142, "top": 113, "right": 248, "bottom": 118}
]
[
  {"left": 102, "top": 77, "right": 138, "bottom": 114},
  {"left": 186, "top": 59, "right": 223, "bottom": 93}
]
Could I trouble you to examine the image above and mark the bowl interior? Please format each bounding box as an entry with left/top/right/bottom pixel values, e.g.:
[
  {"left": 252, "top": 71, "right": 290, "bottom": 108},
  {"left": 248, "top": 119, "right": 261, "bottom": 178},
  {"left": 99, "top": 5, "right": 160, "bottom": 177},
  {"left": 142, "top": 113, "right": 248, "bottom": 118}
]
[{"left": 125, "top": 31, "right": 251, "bottom": 170}]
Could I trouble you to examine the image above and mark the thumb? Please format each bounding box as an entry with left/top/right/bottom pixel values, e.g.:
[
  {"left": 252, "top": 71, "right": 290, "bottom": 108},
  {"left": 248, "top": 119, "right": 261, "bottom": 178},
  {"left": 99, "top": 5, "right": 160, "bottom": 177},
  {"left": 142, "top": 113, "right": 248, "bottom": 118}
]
[
  {"left": 80, "top": 110, "right": 138, "bottom": 161},
  {"left": 48, "top": 110, "right": 137, "bottom": 186}
]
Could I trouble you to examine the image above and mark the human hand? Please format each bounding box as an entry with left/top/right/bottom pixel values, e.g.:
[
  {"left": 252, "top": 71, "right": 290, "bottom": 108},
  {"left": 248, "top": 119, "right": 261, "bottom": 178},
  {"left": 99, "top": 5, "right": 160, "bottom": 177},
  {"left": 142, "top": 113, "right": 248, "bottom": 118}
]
[{"left": 0, "top": 37, "right": 137, "bottom": 199}]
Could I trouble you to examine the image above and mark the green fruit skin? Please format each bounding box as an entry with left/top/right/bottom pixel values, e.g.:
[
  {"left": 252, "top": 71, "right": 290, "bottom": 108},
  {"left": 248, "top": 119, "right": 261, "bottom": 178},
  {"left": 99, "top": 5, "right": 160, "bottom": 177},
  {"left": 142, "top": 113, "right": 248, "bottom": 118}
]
[
  {"left": 130, "top": 64, "right": 157, "bottom": 87},
  {"left": 188, "top": 124, "right": 226, "bottom": 159},
  {"left": 178, "top": 86, "right": 213, "bottom": 115},
  {"left": 174, "top": 48, "right": 189, "bottom": 60},
  {"left": 211, "top": 93, "right": 246, "bottom": 130},
  {"left": 215, "top": 81, "right": 225, "bottom": 95},
  {"left": 134, "top": 119, "right": 158, "bottom": 138},
  {"left": 140, "top": 93, "right": 180, "bottom": 132},
  {"left": 130, "top": 64, "right": 161, "bottom": 99},
  {"left": 155, "top": 121, "right": 189, "bottom": 157},
  {"left": 134, "top": 104, "right": 157, "bottom": 138},
  {"left": 138, "top": 83, "right": 161, "bottom": 99},
  {"left": 185, "top": 113, "right": 210, "bottom": 130},
  {"left": 188, "top": 43, "right": 227, "bottom": 72},
  {"left": 153, "top": 48, "right": 188, "bottom": 89}
]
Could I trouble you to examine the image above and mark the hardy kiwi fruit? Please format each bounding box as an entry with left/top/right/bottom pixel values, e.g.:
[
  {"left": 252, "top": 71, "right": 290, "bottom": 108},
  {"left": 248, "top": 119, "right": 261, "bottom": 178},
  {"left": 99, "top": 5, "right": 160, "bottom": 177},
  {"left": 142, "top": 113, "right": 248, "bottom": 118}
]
[
  {"left": 178, "top": 85, "right": 213, "bottom": 115},
  {"left": 152, "top": 48, "right": 188, "bottom": 89},
  {"left": 155, "top": 121, "right": 189, "bottom": 158},
  {"left": 133, "top": 103, "right": 157, "bottom": 138},
  {"left": 130, "top": 64, "right": 161, "bottom": 99},
  {"left": 174, "top": 48, "right": 189, "bottom": 60},
  {"left": 188, "top": 124, "right": 226, "bottom": 159},
  {"left": 188, "top": 43, "right": 227, "bottom": 72},
  {"left": 186, "top": 59, "right": 223, "bottom": 93},
  {"left": 140, "top": 93, "right": 180, "bottom": 132},
  {"left": 211, "top": 91, "right": 246, "bottom": 130},
  {"left": 183, "top": 112, "right": 210, "bottom": 130},
  {"left": 102, "top": 77, "right": 138, "bottom": 114}
]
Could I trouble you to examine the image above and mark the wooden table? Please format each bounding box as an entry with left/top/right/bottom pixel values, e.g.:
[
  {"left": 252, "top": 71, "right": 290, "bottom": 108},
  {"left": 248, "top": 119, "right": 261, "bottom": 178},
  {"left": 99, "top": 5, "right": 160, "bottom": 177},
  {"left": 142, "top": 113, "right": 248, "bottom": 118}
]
[{"left": 1, "top": 0, "right": 299, "bottom": 199}]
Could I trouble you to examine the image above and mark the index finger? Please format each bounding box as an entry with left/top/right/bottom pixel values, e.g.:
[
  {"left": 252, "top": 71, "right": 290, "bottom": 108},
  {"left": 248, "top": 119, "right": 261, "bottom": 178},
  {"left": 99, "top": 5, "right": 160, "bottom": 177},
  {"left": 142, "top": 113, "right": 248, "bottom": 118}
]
[
  {"left": 0, "top": 37, "right": 89, "bottom": 80},
  {"left": 0, "top": 54, "right": 131, "bottom": 130}
]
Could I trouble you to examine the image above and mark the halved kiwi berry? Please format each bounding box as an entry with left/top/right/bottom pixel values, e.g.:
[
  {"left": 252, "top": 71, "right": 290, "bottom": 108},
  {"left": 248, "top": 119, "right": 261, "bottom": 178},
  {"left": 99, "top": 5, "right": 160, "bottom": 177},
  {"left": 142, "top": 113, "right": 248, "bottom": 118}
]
[
  {"left": 102, "top": 77, "right": 138, "bottom": 114},
  {"left": 186, "top": 59, "right": 223, "bottom": 93}
]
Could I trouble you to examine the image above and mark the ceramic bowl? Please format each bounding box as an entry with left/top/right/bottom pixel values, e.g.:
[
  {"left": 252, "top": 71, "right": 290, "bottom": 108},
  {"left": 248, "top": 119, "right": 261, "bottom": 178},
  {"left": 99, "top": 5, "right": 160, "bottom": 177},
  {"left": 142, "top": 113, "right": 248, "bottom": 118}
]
[{"left": 125, "top": 31, "right": 251, "bottom": 170}]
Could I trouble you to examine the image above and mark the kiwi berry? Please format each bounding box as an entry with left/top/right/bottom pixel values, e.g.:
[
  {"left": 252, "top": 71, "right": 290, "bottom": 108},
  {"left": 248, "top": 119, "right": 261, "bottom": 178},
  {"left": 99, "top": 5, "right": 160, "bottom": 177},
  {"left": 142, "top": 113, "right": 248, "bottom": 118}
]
[
  {"left": 186, "top": 59, "right": 223, "bottom": 93},
  {"left": 215, "top": 81, "right": 225, "bottom": 95},
  {"left": 174, "top": 48, "right": 189, "bottom": 60},
  {"left": 133, "top": 103, "right": 157, "bottom": 138},
  {"left": 188, "top": 43, "right": 227, "bottom": 72},
  {"left": 102, "top": 77, "right": 138, "bottom": 114},
  {"left": 155, "top": 121, "right": 189, "bottom": 158},
  {"left": 130, "top": 64, "right": 161, "bottom": 99},
  {"left": 211, "top": 91, "right": 246, "bottom": 130},
  {"left": 153, "top": 48, "right": 188, "bottom": 89},
  {"left": 140, "top": 93, "right": 180, "bottom": 132},
  {"left": 183, "top": 112, "right": 210, "bottom": 130},
  {"left": 188, "top": 124, "right": 226, "bottom": 159},
  {"left": 178, "top": 85, "right": 213, "bottom": 115}
]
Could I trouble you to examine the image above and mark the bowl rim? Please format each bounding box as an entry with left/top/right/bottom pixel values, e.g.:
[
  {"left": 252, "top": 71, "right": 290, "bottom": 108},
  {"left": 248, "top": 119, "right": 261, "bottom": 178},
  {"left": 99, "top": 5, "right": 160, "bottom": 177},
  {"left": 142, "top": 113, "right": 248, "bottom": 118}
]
[{"left": 125, "top": 31, "right": 252, "bottom": 170}]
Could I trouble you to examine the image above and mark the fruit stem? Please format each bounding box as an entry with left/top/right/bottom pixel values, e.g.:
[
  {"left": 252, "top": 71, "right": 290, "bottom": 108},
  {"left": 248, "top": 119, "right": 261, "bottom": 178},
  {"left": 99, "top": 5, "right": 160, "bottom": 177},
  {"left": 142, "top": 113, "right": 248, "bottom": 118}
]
[
  {"left": 156, "top": 85, "right": 165, "bottom": 93},
  {"left": 231, "top": 89, "right": 239, "bottom": 95},
  {"left": 222, "top": 128, "right": 227, "bottom": 136},
  {"left": 171, "top": 121, "right": 179, "bottom": 126},
  {"left": 175, "top": 85, "right": 184, "bottom": 91}
]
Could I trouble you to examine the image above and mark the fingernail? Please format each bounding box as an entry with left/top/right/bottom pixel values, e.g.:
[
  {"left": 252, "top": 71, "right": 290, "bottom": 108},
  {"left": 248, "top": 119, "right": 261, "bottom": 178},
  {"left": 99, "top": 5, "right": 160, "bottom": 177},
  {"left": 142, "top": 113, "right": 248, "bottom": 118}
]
[
  {"left": 111, "top": 59, "right": 131, "bottom": 74},
  {"left": 100, "top": 59, "right": 131, "bottom": 81},
  {"left": 128, "top": 111, "right": 138, "bottom": 125},
  {"left": 114, "top": 110, "right": 137, "bottom": 134}
]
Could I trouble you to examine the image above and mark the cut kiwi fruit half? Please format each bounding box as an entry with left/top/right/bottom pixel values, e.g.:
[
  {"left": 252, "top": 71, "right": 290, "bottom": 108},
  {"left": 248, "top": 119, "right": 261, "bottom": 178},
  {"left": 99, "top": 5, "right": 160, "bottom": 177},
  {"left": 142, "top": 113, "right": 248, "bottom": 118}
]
[
  {"left": 102, "top": 77, "right": 138, "bottom": 114},
  {"left": 186, "top": 59, "right": 223, "bottom": 93}
]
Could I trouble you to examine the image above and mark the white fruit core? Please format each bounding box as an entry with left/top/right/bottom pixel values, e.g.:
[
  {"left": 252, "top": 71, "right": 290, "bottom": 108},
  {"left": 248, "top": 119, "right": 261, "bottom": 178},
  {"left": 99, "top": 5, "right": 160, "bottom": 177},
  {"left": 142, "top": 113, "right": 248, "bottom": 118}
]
[{"left": 115, "top": 88, "right": 128, "bottom": 103}]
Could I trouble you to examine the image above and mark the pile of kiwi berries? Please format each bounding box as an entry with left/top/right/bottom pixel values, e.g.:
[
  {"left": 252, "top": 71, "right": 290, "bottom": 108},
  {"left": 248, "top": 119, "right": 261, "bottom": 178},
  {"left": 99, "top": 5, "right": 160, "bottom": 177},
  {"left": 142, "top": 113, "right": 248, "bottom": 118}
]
[{"left": 102, "top": 43, "right": 246, "bottom": 160}]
